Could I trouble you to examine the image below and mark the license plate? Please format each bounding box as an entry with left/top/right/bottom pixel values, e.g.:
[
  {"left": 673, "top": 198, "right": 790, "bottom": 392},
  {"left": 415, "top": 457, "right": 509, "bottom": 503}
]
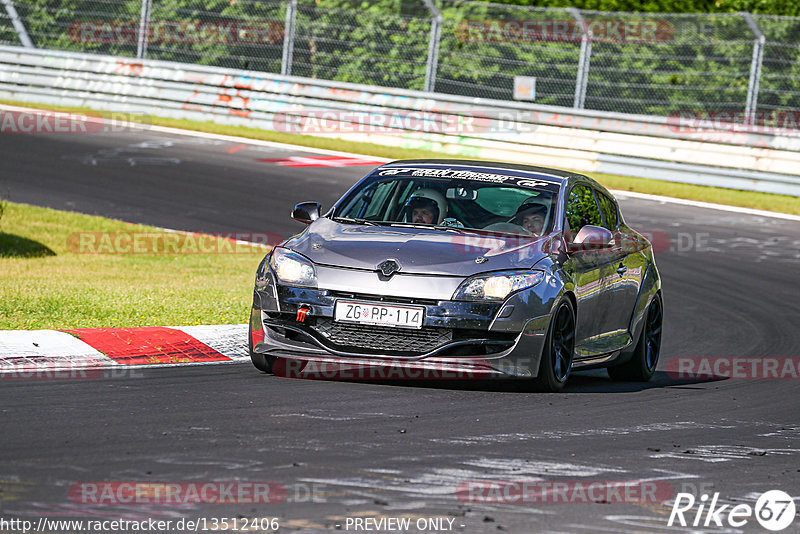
[{"left": 334, "top": 300, "right": 424, "bottom": 329}]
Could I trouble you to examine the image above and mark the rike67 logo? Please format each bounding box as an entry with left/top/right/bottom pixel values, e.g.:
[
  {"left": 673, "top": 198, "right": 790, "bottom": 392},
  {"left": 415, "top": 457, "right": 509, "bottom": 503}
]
[{"left": 668, "top": 489, "right": 796, "bottom": 531}]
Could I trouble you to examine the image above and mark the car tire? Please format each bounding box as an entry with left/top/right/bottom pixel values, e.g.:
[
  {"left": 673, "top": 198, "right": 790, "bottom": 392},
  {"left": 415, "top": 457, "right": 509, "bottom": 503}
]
[
  {"left": 532, "top": 298, "right": 576, "bottom": 393},
  {"left": 249, "top": 328, "right": 276, "bottom": 374},
  {"left": 608, "top": 293, "right": 662, "bottom": 382}
]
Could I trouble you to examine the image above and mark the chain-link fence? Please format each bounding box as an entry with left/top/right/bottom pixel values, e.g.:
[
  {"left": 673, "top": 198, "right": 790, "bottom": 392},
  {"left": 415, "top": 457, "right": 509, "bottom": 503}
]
[
  {"left": 437, "top": 2, "right": 583, "bottom": 107},
  {"left": 756, "top": 14, "right": 800, "bottom": 116},
  {"left": 289, "top": 0, "right": 433, "bottom": 89},
  {"left": 1, "top": 0, "right": 798, "bottom": 122}
]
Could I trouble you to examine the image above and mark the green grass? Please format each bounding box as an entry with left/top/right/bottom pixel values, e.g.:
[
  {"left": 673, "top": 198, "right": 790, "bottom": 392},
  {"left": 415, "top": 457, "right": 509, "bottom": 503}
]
[
  {"left": 0, "top": 202, "right": 267, "bottom": 330},
  {"left": 3, "top": 98, "right": 798, "bottom": 215}
]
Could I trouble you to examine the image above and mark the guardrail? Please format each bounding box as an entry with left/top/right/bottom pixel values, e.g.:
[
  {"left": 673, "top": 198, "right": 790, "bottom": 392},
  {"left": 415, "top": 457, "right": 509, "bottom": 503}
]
[{"left": 1, "top": 45, "right": 799, "bottom": 196}]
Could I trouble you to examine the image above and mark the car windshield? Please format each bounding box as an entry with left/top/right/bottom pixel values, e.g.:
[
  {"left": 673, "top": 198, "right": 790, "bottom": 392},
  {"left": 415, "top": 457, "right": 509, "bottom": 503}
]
[{"left": 334, "top": 171, "right": 560, "bottom": 237}]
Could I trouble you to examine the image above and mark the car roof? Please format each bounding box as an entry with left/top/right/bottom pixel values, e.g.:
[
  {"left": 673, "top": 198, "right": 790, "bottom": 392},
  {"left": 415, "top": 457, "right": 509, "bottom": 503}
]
[{"left": 381, "top": 159, "right": 612, "bottom": 196}]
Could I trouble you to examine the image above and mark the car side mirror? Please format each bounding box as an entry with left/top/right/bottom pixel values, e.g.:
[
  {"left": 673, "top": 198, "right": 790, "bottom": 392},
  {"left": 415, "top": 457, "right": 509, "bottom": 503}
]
[
  {"left": 570, "top": 225, "right": 613, "bottom": 251},
  {"left": 291, "top": 202, "right": 321, "bottom": 224}
]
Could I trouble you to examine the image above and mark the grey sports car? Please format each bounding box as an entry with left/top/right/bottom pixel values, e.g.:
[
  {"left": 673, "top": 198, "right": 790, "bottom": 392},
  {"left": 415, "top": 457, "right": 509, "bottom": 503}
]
[{"left": 249, "top": 160, "right": 662, "bottom": 391}]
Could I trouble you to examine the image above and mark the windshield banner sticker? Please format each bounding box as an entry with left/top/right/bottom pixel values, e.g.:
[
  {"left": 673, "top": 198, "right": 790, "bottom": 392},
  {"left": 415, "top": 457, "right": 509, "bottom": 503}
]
[{"left": 377, "top": 167, "right": 557, "bottom": 188}]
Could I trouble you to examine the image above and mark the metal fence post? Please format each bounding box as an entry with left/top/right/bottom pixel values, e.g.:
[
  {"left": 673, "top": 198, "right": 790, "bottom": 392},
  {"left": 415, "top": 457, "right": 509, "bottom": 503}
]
[
  {"left": 281, "top": 0, "right": 297, "bottom": 76},
  {"left": 421, "top": 0, "right": 442, "bottom": 93},
  {"left": 568, "top": 8, "right": 591, "bottom": 109},
  {"left": 741, "top": 12, "right": 765, "bottom": 125},
  {"left": 136, "top": 0, "right": 152, "bottom": 59},
  {"left": 1, "top": 0, "right": 34, "bottom": 48}
]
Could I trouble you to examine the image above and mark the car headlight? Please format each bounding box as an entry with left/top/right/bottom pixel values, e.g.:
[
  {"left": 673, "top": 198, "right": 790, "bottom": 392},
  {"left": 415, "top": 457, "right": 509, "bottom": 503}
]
[
  {"left": 453, "top": 270, "right": 544, "bottom": 301},
  {"left": 269, "top": 247, "right": 317, "bottom": 288}
]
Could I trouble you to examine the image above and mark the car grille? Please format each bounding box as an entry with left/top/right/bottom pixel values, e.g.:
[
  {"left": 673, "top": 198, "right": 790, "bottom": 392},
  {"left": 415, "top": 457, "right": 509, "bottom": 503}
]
[
  {"left": 328, "top": 290, "right": 438, "bottom": 306},
  {"left": 312, "top": 319, "right": 452, "bottom": 354}
]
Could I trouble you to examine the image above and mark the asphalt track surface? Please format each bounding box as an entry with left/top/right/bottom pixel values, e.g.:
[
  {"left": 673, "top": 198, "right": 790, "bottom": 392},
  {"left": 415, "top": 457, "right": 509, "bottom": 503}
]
[{"left": 1, "top": 127, "right": 799, "bottom": 533}]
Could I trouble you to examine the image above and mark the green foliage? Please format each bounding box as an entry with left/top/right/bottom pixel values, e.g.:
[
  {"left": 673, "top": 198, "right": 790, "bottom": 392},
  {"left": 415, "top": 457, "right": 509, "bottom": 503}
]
[
  {"left": 491, "top": 0, "right": 800, "bottom": 16},
  {"left": 291, "top": 2, "right": 431, "bottom": 90},
  {"left": 6, "top": 0, "right": 799, "bottom": 115},
  {"left": 565, "top": 185, "right": 603, "bottom": 232}
]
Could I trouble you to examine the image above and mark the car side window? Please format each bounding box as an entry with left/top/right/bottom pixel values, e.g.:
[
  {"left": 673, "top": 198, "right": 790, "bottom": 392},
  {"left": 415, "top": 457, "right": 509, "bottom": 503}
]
[
  {"left": 564, "top": 185, "right": 603, "bottom": 238},
  {"left": 595, "top": 192, "right": 618, "bottom": 230}
]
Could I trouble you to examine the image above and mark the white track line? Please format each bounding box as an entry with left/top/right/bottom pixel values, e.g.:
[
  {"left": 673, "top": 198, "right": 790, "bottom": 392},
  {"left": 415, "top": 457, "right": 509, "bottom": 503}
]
[
  {"left": 110, "top": 114, "right": 800, "bottom": 222},
  {"left": 0, "top": 103, "right": 393, "bottom": 162},
  {"left": 2, "top": 103, "right": 797, "bottom": 222},
  {"left": 610, "top": 189, "right": 800, "bottom": 222},
  {"left": 132, "top": 119, "right": 800, "bottom": 222}
]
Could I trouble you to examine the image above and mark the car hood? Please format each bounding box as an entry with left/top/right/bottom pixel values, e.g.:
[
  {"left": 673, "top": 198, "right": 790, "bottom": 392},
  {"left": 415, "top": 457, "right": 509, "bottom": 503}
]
[{"left": 284, "top": 218, "right": 549, "bottom": 277}]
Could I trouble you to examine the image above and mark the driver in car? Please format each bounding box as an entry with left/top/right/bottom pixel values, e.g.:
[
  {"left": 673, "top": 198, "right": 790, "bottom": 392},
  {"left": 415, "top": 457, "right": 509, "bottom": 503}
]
[
  {"left": 405, "top": 189, "right": 448, "bottom": 224},
  {"left": 512, "top": 201, "right": 547, "bottom": 236}
]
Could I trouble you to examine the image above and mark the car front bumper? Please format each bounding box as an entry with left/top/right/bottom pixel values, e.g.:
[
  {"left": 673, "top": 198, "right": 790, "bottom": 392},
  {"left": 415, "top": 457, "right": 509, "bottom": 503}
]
[{"left": 250, "top": 281, "right": 560, "bottom": 378}]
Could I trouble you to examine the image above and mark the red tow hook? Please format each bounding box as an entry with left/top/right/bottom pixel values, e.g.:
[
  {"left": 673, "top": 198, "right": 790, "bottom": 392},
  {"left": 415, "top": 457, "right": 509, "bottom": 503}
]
[{"left": 296, "top": 305, "right": 311, "bottom": 322}]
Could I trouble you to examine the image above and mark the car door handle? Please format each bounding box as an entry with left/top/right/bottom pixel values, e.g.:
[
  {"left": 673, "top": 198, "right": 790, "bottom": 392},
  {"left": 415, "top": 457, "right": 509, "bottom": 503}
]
[{"left": 616, "top": 265, "right": 627, "bottom": 276}]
